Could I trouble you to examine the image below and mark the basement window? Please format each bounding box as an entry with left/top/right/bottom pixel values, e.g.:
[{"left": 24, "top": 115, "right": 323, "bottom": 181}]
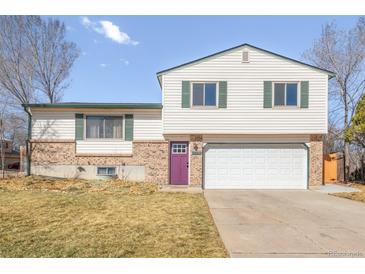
[{"left": 97, "top": 167, "right": 116, "bottom": 176}]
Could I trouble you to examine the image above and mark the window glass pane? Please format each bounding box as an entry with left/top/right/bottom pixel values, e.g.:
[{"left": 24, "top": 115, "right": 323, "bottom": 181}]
[
  {"left": 286, "top": 83, "right": 298, "bottom": 106},
  {"left": 107, "top": 167, "right": 116, "bottom": 175},
  {"left": 274, "top": 83, "right": 285, "bottom": 106},
  {"left": 192, "top": 83, "right": 204, "bottom": 106},
  {"left": 105, "top": 117, "right": 123, "bottom": 138},
  {"left": 97, "top": 167, "right": 107, "bottom": 175},
  {"left": 86, "top": 116, "right": 104, "bottom": 138},
  {"left": 205, "top": 83, "right": 216, "bottom": 106}
]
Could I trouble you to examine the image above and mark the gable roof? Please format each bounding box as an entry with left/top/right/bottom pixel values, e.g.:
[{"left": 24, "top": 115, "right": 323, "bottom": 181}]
[
  {"left": 156, "top": 43, "right": 335, "bottom": 85},
  {"left": 23, "top": 102, "right": 162, "bottom": 109}
]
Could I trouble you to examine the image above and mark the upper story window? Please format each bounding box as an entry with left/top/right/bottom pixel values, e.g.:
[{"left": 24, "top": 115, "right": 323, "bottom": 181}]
[
  {"left": 273, "top": 82, "right": 298, "bottom": 107},
  {"left": 86, "top": 116, "right": 123, "bottom": 139},
  {"left": 192, "top": 82, "right": 217, "bottom": 107}
]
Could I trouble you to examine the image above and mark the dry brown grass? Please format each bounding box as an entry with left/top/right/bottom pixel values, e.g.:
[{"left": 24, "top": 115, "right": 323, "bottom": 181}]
[
  {"left": 0, "top": 176, "right": 159, "bottom": 195},
  {"left": 331, "top": 183, "right": 365, "bottom": 203},
  {"left": 0, "top": 176, "right": 227, "bottom": 258}
]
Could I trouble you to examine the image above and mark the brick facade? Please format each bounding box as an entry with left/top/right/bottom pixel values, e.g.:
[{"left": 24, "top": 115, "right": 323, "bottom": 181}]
[
  {"left": 31, "top": 134, "right": 324, "bottom": 188},
  {"left": 30, "top": 140, "right": 169, "bottom": 184},
  {"left": 189, "top": 135, "right": 203, "bottom": 186},
  {"left": 309, "top": 134, "right": 324, "bottom": 186}
]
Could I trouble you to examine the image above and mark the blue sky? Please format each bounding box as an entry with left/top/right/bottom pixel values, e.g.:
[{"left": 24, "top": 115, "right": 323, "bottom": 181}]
[{"left": 57, "top": 16, "right": 358, "bottom": 103}]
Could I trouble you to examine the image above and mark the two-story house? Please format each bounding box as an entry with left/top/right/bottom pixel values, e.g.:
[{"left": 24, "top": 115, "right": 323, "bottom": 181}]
[{"left": 23, "top": 43, "right": 334, "bottom": 189}]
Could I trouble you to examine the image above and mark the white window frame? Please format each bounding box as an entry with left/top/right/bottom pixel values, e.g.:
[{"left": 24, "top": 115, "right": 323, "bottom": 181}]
[
  {"left": 272, "top": 82, "right": 300, "bottom": 108},
  {"left": 84, "top": 115, "right": 125, "bottom": 141},
  {"left": 172, "top": 143, "right": 188, "bottom": 154},
  {"left": 97, "top": 166, "right": 117, "bottom": 176},
  {"left": 190, "top": 82, "right": 218, "bottom": 108}
]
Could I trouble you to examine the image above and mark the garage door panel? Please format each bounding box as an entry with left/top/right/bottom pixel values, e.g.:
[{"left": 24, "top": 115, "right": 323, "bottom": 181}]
[{"left": 204, "top": 144, "right": 307, "bottom": 189}]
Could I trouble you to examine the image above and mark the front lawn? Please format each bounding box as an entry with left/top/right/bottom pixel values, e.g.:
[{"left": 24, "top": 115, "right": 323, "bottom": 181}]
[
  {"left": 331, "top": 183, "right": 365, "bottom": 203},
  {"left": 0, "top": 177, "right": 227, "bottom": 258}
]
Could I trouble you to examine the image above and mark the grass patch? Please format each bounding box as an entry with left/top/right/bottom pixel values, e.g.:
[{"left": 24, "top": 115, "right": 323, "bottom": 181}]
[
  {"left": 331, "top": 183, "right": 365, "bottom": 203},
  {"left": 0, "top": 177, "right": 227, "bottom": 258},
  {"left": 0, "top": 176, "right": 159, "bottom": 195}
]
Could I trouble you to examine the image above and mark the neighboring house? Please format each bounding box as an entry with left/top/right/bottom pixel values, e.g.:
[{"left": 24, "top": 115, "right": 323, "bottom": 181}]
[
  {"left": 23, "top": 43, "right": 334, "bottom": 189},
  {"left": 0, "top": 139, "right": 20, "bottom": 170}
]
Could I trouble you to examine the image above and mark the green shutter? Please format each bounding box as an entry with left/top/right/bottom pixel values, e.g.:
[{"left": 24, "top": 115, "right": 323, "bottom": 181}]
[
  {"left": 300, "top": 81, "right": 309, "bottom": 108},
  {"left": 263, "top": 81, "right": 272, "bottom": 108},
  {"left": 218, "top": 81, "right": 227, "bottom": 108},
  {"left": 75, "top": 113, "right": 84, "bottom": 140},
  {"left": 125, "top": 114, "right": 134, "bottom": 141},
  {"left": 181, "top": 81, "right": 190, "bottom": 108}
]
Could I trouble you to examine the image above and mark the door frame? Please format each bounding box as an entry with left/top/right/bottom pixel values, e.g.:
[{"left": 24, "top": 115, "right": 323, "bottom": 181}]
[
  {"left": 169, "top": 141, "right": 189, "bottom": 185},
  {"left": 202, "top": 142, "right": 309, "bottom": 189}
]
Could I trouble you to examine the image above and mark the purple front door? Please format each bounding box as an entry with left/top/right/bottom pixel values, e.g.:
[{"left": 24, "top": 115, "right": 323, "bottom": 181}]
[{"left": 170, "top": 142, "right": 189, "bottom": 185}]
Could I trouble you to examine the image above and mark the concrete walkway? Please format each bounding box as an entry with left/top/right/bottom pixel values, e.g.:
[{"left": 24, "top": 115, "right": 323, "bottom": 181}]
[
  {"left": 205, "top": 190, "right": 365, "bottom": 258},
  {"left": 315, "top": 184, "right": 360, "bottom": 193}
]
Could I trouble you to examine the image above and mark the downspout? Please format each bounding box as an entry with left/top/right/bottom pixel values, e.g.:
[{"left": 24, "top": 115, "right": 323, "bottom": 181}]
[{"left": 22, "top": 105, "right": 32, "bottom": 176}]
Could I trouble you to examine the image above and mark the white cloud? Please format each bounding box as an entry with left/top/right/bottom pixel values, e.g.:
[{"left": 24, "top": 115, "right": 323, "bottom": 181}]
[
  {"left": 120, "top": 58, "right": 130, "bottom": 66},
  {"left": 99, "top": 63, "right": 109, "bottom": 68},
  {"left": 81, "top": 16, "right": 138, "bottom": 45},
  {"left": 81, "top": 16, "right": 93, "bottom": 28}
]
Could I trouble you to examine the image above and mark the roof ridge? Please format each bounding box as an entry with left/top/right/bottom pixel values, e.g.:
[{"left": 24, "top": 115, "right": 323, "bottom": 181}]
[{"left": 156, "top": 43, "right": 335, "bottom": 78}]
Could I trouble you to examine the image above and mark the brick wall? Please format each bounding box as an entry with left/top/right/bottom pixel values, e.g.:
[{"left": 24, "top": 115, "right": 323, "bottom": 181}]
[
  {"left": 309, "top": 134, "right": 324, "bottom": 186},
  {"left": 189, "top": 135, "right": 203, "bottom": 186},
  {"left": 30, "top": 140, "right": 169, "bottom": 184}
]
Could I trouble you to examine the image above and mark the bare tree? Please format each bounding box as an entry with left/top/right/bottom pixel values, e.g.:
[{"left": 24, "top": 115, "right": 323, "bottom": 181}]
[
  {"left": 324, "top": 121, "right": 344, "bottom": 154},
  {"left": 0, "top": 16, "right": 79, "bottom": 175},
  {"left": 24, "top": 17, "right": 79, "bottom": 103},
  {"left": 0, "top": 16, "right": 79, "bottom": 104},
  {"left": 0, "top": 91, "right": 11, "bottom": 177},
  {"left": 304, "top": 17, "right": 365, "bottom": 181},
  {"left": 0, "top": 16, "right": 37, "bottom": 105}
]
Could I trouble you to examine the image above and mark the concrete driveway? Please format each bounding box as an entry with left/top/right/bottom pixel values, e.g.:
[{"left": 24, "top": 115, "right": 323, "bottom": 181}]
[{"left": 205, "top": 190, "right": 365, "bottom": 257}]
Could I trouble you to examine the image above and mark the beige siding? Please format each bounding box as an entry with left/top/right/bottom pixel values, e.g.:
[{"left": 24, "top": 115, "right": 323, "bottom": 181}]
[
  {"left": 76, "top": 140, "right": 132, "bottom": 154},
  {"left": 31, "top": 110, "right": 163, "bottom": 140},
  {"left": 162, "top": 45, "right": 328, "bottom": 134},
  {"left": 134, "top": 111, "right": 164, "bottom": 140},
  {"left": 32, "top": 111, "right": 75, "bottom": 139}
]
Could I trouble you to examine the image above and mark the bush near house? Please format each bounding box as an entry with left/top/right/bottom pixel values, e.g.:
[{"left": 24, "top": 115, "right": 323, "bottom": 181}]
[{"left": 0, "top": 177, "right": 227, "bottom": 258}]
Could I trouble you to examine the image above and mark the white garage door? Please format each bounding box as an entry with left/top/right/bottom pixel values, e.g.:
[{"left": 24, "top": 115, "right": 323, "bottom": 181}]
[{"left": 204, "top": 144, "right": 308, "bottom": 189}]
